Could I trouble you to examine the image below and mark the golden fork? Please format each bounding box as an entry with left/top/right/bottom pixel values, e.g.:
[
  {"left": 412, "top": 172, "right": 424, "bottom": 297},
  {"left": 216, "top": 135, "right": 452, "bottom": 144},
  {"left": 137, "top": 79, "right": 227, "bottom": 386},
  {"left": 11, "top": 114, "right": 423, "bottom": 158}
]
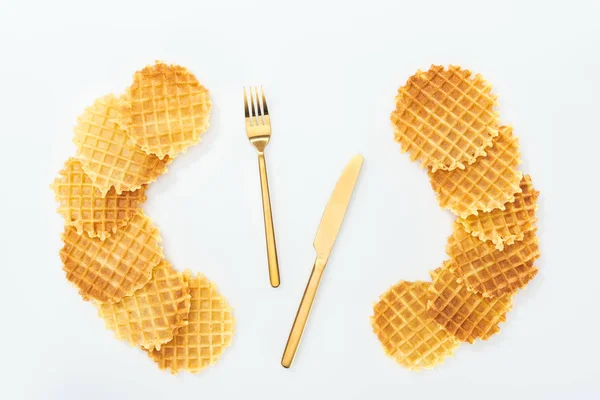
[{"left": 244, "top": 86, "right": 280, "bottom": 288}]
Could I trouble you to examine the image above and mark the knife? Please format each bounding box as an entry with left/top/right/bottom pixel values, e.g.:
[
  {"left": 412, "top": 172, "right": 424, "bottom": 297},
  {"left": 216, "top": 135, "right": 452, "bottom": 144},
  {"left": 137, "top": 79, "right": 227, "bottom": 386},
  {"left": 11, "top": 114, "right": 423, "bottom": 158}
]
[{"left": 281, "top": 154, "right": 364, "bottom": 368}]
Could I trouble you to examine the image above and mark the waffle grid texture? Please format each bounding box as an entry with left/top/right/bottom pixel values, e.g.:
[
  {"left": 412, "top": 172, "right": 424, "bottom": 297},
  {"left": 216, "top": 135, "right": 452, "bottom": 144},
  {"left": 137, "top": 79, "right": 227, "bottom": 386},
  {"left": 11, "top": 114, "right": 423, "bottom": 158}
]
[
  {"left": 446, "top": 222, "right": 540, "bottom": 298},
  {"left": 374, "top": 64, "right": 540, "bottom": 369},
  {"left": 54, "top": 62, "right": 233, "bottom": 374},
  {"left": 427, "top": 265, "right": 513, "bottom": 343},
  {"left": 98, "top": 259, "right": 191, "bottom": 350},
  {"left": 458, "top": 174, "right": 539, "bottom": 250},
  {"left": 60, "top": 211, "right": 163, "bottom": 303},
  {"left": 371, "top": 281, "right": 460, "bottom": 370},
  {"left": 73, "top": 94, "right": 169, "bottom": 196},
  {"left": 391, "top": 65, "right": 499, "bottom": 172},
  {"left": 117, "top": 61, "right": 211, "bottom": 159},
  {"left": 429, "top": 126, "right": 523, "bottom": 218},
  {"left": 147, "top": 271, "right": 235, "bottom": 374},
  {"left": 52, "top": 158, "right": 147, "bottom": 240}
]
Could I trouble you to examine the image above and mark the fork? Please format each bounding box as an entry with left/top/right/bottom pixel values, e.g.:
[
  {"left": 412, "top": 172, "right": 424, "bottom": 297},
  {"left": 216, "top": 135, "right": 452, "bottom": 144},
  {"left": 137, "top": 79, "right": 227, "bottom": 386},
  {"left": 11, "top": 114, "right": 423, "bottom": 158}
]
[{"left": 244, "top": 86, "right": 280, "bottom": 288}]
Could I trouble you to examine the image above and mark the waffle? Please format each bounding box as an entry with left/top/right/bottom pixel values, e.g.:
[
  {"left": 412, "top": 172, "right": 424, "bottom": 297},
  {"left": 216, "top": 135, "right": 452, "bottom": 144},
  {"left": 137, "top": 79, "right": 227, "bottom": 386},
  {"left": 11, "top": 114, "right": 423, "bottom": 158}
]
[
  {"left": 391, "top": 65, "right": 499, "bottom": 172},
  {"left": 147, "top": 271, "right": 234, "bottom": 374},
  {"left": 117, "top": 61, "right": 211, "bottom": 159},
  {"left": 458, "top": 174, "right": 539, "bottom": 250},
  {"left": 52, "top": 158, "right": 147, "bottom": 240},
  {"left": 446, "top": 222, "right": 540, "bottom": 297},
  {"left": 371, "top": 281, "right": 460, "bottom": 370},
  {"left": 60, "top": 211, "right": 163, "bottom": 303},
  {"left": 98, "top": 259, "right": 191, "bottom": 350},
  {"left": 427, "top": 264, "right": 513, "bottom": 343},
  {"left": 428, "top": 126, "right": 522, "bottom": 218},
  {"left": 73, "top": 94, "right": 170, "bottom": 196}
]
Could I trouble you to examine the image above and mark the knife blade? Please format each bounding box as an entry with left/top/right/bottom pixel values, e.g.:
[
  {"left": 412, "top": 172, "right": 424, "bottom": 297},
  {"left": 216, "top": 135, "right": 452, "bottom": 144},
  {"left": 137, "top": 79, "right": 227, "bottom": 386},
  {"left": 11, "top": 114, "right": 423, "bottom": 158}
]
[
  {"left": 281, "top": 154, "right": 364, "bottom": 368},
  {"left": 313, "top": 154, "right": 364, "bottom": 261}
]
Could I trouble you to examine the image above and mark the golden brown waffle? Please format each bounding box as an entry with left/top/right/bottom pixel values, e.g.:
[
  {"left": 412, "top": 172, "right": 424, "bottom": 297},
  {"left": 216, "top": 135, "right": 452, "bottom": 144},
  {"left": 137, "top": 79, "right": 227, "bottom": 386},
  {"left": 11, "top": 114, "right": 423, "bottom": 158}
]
[
  {"left": 371, "top": 281, "right": 460, "bottom": 370},
  {"left": 60, "top": 211, "right": 163, "bottom": 303},
  {"left": 446, "top": 222, "right": 539, "bottom": 297},
  {"left": 427, "top": 264, "right": 512, "bottom": 343},
  {"left": 117, "top": 62, "right": 211, "bottom": 159},
  {"left": 52, "top": 158, "right": 147, "bottom": 240},
  {"left": 391, "top": 65, "right": 499, "bottom": 172},
  {"left": 73, "top": 94, "right": 170, "bottom": 196},
  {"left": 98, "top": 259, "right": 191, "bottom": 350},
  {"left": 458, "top": 174, "right": 539, "bottom": 250},
  {"left": 428, "top": 126, "right": 522, "bottom": 218},
  {"left": 147, "top": 271, "right": 234, "bottom": 374}
]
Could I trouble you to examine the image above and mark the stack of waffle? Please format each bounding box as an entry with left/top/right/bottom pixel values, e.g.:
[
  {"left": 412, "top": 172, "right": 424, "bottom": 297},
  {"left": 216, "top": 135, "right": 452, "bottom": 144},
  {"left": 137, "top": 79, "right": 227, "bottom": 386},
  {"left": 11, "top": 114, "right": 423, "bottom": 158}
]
[
  {"left": 371, "top": 65, "right": 540, "bottom": 370},
  {"left": 52, "top": 62, "right": 234, "bottom": 374}
]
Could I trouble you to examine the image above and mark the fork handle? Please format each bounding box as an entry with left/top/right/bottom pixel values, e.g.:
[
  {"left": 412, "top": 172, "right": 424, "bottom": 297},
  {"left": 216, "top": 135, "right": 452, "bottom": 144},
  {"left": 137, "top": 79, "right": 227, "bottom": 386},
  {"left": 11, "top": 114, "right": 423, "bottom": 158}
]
[{"left": 257, "top": 152, "right": 280, "bottom": 288}]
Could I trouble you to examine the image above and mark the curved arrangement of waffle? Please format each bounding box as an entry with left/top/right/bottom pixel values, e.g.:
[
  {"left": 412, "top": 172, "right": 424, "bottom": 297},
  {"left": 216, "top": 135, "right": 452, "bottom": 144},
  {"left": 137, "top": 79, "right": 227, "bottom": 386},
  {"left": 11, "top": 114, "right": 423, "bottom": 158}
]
[
  {"left": 52, "top": 61, "right": 234, "bottom": 374},
  {"left": 371, "top": 65, "right": 540, "bottom": 370}
]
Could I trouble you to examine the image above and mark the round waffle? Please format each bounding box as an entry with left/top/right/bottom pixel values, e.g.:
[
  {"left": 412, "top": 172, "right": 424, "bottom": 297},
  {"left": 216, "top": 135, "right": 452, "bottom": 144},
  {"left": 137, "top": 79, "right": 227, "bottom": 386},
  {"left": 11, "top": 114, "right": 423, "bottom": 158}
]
[
  {"left": 375, "top": 64, "right": 541, "bottom": 370},
  {"left": 147, "top": 271, "right": 234, "bottom": 374},
  {"left": 98, "top": 259, "right": 191, "bottom": 350},
  {"left": 427, "top": 264, "right": 513, "bottom": 343},
  {"left": 73, "top": 94, "right": 170, "bottom": 196},
  {"left": 52, "top": 158, "right": 147, "bottom": 240},
  {"left": 391, "top": 65, "right": 499, "bottom": 172},
  {"left": 53, "top": 62, "right": 232, "bottom": 374},
  {"left": 117, "top": 61, "right": 211, "bottom": 159},
  {"left": 458, "top": 174, "right": 539, "bottom": 250},
  {"left": 428, "top": 126, "right": 523, "bottom": 218},
  {"left": 446, "top": 222, "right": 540, "bottom": 298},
  {"left": 371, "top": 281, "right": 460, "bottom": 370},
  {"left": 60, "top": 211, "right": 163, "bottom": 303}
]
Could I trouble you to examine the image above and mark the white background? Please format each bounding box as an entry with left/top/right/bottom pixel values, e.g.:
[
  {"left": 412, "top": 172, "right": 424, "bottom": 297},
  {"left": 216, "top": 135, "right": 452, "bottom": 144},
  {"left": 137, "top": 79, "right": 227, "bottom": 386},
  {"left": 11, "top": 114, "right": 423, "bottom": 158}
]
[{"left": 1, "top": 0, "right": 599, "bottom": 398}]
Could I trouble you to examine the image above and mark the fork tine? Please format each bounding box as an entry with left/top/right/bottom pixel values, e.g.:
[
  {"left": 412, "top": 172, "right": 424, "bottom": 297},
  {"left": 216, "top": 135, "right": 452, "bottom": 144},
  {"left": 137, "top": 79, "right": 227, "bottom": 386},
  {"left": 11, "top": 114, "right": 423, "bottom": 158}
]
[
  {"left": 257, "top": 86, "right": 265, "bottom": 124},
  {"left": 250, "top": 87, "right": 259, "bottom": 126},
  {"left": 260, "top": 86, "right": 269, "bottom": 116},
  {"left": 243, "top": 87, "right": 250, "bottom": 119},
  {"left": 255, "top": 86, "right": 263, "bottom": 116},
  {"left": 251, "top": 86, "right": 262, "bottom": 125}
]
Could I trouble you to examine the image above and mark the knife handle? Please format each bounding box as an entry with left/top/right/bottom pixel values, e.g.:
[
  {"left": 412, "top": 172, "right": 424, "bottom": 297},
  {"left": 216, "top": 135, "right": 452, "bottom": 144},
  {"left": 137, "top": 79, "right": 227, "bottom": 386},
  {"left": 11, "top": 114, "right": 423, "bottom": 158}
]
[
  {"left": 281, "top": 258, "right": 326, "bottom": 368},
  {"left": 257, "top": 152, "right": 280, "bottom": 288}
]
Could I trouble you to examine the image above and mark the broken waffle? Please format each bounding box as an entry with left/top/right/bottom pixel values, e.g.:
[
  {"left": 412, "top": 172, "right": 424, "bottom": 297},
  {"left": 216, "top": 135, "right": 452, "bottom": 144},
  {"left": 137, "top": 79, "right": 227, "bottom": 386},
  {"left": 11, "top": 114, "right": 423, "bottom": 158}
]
[
  {"left": 60, "top": 211, "right": 163, "bottom": 303},
  {"left": 429, "top": 126, "right": 523, "bottom": 218},
  {"left": 52, "top": 158, "right": 146, "bottom": 240},
  {"left": 446, "top": 221, "right": 540, "bottom": 297},
  {"left": 147, "top": 271, "right": 234, "bottom": 374},
  {"left": 371, "top": 280, "right": 460, "bottom": 370},
  {"left": 427, "top": 264, "right": 513, "bottom": 343},
  {"left": 458, "top": 174, "right": 539, "bottom": 250},
  {"left": 117, "top": 61, "right": 211, "bottom": 159},
  {"left": 98, "top": 259, "right": 191, "bottom": 350},
  {"left": 73, "top": 94, "right": 170, "bottom": 196},
  {"left": 391, "top": 65, "right": 499, "bottom": 172}
]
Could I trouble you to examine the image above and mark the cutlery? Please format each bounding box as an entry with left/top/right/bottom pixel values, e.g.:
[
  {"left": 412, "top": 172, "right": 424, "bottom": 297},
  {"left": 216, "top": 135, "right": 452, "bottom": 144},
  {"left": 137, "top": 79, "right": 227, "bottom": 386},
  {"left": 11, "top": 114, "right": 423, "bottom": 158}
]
[
  {"left": 281, "top": 154, "right": 364, "bottom": 368},
  {"left": 244, "top": 86, "right": 280, "bottom": 288}
]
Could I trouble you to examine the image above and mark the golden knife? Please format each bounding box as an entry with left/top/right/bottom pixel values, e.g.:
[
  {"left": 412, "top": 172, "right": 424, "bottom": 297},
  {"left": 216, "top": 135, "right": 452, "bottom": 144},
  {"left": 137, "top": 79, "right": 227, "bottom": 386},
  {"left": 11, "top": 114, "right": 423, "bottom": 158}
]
[{"left": 281, "top": 154, "right": 364, "bottom": 368}]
